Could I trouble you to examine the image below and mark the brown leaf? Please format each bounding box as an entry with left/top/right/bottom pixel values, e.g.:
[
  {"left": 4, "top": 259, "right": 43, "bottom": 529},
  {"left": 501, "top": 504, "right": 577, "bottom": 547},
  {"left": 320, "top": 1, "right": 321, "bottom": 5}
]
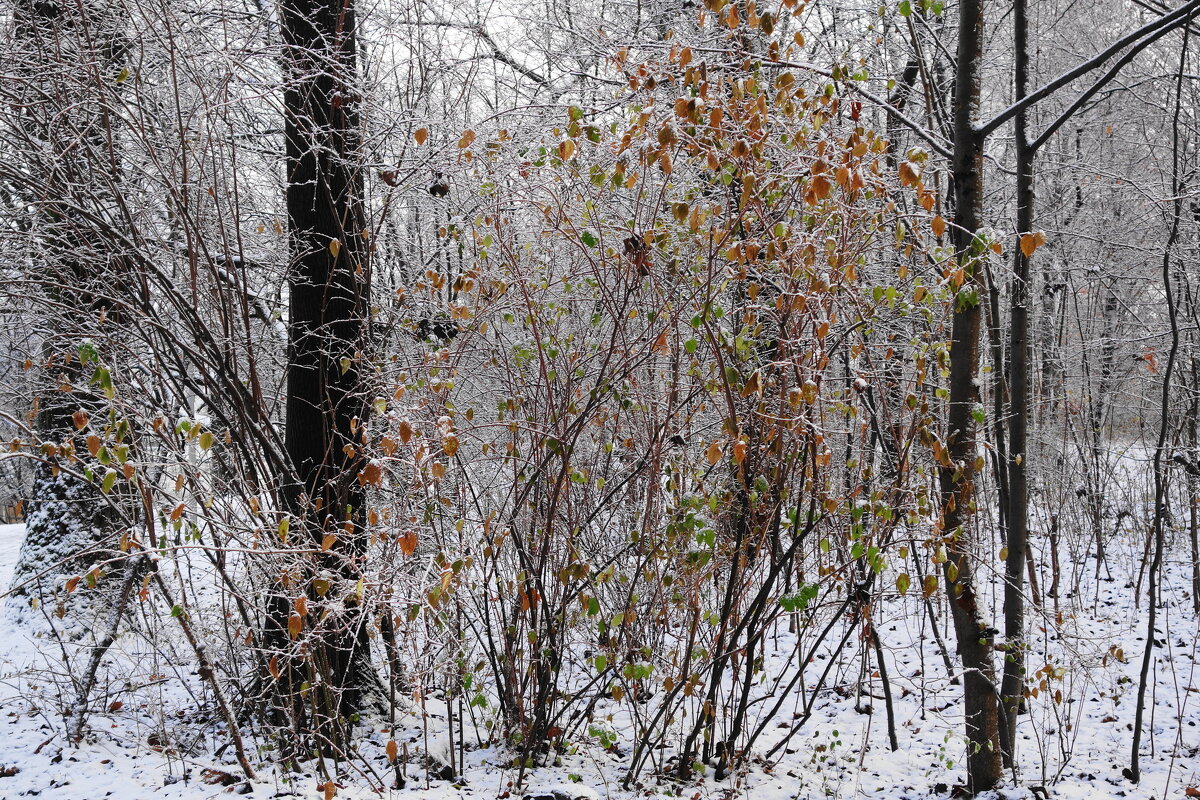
[
  {"left": 72, "top": 409, "right": 89, "bottom": 430},
  {"left": 386, "top": 739, "right": 398, "bottom": 763},
  {"left": 358, "top": 461, "right": 382, "bottom": 486},
  {"left": 414, "top": 127, "right": 428, "bottom": 145},
  {"left": 458, "top": 129, "right": 475, "bottom": 149}
]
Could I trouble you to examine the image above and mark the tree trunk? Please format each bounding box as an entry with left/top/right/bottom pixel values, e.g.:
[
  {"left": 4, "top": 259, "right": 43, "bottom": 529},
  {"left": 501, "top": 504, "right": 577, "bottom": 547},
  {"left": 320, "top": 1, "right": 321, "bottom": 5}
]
[
  {"left": 9, "top": 0, "right": 126, "bottom": 612},
  {"left": 940, "top": 0, "right": 1004, "bottom": 790},
  {"left": 1001, "top": 0, "right": 1033, "bottom": 767},
  {"left": 269, "top": 0, "right": 373, "bottom": 752}
]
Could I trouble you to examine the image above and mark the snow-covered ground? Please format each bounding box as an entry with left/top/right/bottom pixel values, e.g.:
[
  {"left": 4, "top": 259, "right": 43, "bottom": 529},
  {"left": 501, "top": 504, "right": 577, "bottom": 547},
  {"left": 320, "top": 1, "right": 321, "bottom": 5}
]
[{"left": 1, "top": 518, "right": 1198, "bottom": 799}]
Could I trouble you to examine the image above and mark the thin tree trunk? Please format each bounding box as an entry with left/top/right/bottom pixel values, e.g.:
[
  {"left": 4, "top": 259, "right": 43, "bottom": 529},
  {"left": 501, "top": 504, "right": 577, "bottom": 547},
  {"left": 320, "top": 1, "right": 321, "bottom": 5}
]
[
  {"left": 1128, "top": 12, "right": 1191, "bottom": 782},
  {"left": 940, "top": 0, "right": 1004, "bottom": 790},
  {"left": 1001, "top": 0, "right": 1033, "bottom": 767}
]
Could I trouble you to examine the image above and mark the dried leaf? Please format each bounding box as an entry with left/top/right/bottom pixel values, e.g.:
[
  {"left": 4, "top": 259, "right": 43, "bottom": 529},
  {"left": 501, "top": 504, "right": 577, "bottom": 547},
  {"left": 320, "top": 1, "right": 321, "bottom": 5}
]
[{"left": 414, "top": 127, "right": 428, "bottom": 145}]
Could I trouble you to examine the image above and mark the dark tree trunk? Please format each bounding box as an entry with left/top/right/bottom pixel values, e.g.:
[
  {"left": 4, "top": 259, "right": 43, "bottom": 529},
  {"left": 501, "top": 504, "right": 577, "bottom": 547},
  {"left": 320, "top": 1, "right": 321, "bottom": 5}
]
[
  {"left": 940, "top": 0, "right": 1004, "bottom": 791},
  {"left": 9, "top": 0, "right": 127, "bottom": 610},
  {"left": 1001, "top": 0, "right": 1033, "bottom": 766},
  {"left": 268, "top": 0, "right": 373, "bottom": 751}
]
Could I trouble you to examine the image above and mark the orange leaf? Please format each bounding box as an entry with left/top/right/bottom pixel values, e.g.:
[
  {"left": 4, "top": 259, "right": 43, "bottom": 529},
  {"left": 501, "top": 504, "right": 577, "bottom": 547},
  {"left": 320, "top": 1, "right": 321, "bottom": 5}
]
[
  {"left": 705, "top": 440, "right": 723, "bottom": 465},
  {"left": 398, "top": 420, "right": 414, "bottom": 444},
  {"left": 1019, "top": 233, "right": 1041, "bottom": 257},
  {"left": 1184, "top": 787, "right": 1200, "bottom": 797},
  {"left": 414, "top": 127, "right": 428, "bottom": 145},
  {"left": 931, "top": 215, "right": 947, "bottom": 238},
  {"left": 358, "top": 461, "right": 383, "bottom": 486},
  {"left": 268, "top": 655, "right": 281, "bottom": 681},
  {"left": 86, "top": 435, "right": 101, "bottom": 457},
  {"left": 386, "top": 739, "right": 398, "bottom": 763},
  {"left": 732, "top": 440, "right": 747, "bottom": 464},
  {"left": 321, "top": 533, "right": 337, "bottom": 551},
  {"left": 399, "top": 530, "right": 418, "bottom": 556},
  {"left": 443, "top": 434, "right": 459, "bottom": 457},
  {"left": 287, "top": 613, "right": 302, "bottom": 640},
  {"left": 458, "top": 130, "right": 476, "bottom": 149}
]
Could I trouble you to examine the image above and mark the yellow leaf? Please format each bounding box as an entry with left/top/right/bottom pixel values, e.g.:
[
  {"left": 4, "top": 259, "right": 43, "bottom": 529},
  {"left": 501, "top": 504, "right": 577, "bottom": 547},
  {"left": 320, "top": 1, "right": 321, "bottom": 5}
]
[
  {"left": 705, "top": 440, "right": 723, "bottom": 465},
  {"left": 443, "top": 434, "right": 459, "bottom": 457},
  {"left": 321, "top": 533, "right": 337, "bottom": 551},
  {"left": 414, "top": 127, "right": 428, "bottom": 145},
  {"left": 329, "top": 238, "right": 341, "bottom": 259}
]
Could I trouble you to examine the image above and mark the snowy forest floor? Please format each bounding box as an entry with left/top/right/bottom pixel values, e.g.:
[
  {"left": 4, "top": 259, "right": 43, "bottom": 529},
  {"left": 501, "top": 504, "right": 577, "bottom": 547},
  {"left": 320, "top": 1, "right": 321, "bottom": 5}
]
[{"left": 1, "top": 519, "right": 1199, "bottom": 800}]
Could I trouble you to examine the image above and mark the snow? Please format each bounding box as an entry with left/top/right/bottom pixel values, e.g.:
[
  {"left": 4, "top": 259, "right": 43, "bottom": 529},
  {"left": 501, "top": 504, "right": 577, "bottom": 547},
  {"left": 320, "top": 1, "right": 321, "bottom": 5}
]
[{"left": 1, "top": 517, "right": 1198, "bottom": 799}]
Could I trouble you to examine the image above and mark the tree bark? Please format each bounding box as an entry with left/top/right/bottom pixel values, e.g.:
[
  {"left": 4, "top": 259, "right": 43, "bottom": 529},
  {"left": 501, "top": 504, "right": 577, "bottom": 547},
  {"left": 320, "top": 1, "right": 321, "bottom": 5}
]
[
  {"left": 940, "top": 0, "right": 1004, "bottom": 790},
  {"left": 1001, "top": 0, "right": 1033, "bottom": 766},
  {"left": 269, "top": 0, "right": 373, "bottom": 751}
]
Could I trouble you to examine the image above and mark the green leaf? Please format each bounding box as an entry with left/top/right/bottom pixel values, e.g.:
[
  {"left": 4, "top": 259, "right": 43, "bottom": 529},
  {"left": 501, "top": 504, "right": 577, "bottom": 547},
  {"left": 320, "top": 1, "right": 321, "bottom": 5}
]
[
  {"left": 898, "top": 0, "right": 911, "bottom": 15},
  {"left": 580, "top": 231, "right": 598, "bottom": 248},
  {"left": 100, "top": 469, "right": 117, "bottom": 494},
  {"left": 594, "top": 654, "right": 607, "bottom": 672}
]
